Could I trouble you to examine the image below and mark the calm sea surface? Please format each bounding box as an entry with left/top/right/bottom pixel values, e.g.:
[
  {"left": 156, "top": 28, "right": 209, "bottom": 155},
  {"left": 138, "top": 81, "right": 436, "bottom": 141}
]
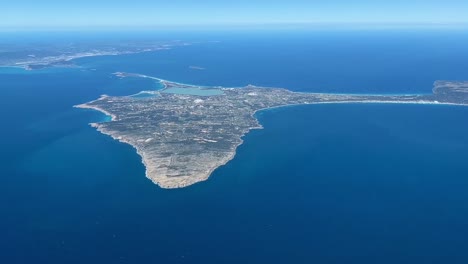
[{"left": 1, "top": 30, "right": 468, "bottom": 263}]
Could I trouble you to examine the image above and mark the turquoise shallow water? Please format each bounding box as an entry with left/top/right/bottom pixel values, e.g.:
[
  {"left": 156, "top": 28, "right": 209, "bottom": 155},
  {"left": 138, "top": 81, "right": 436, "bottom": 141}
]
[
  {"left": 162, "top": 87, "right": 223, "bottom": 96},
  {"left": 2, "top": 30, "right": 468, "bottom": 263}
]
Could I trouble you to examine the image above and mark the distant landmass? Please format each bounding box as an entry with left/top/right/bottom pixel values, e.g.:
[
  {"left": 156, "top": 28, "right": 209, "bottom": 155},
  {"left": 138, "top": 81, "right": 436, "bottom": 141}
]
[
  {"left": 76, "top": 72, "right": 468, "bottom": 188},
  {"left": 0, "top": 41, "right": 191, "bottom": 70}
]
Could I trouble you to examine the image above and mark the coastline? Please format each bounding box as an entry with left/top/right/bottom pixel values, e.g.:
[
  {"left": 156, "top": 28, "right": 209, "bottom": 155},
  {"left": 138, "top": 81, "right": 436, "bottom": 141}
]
[
  {"left": 84, "top": 122, "right": 244, "bottom": 189},
  {"left": 73, "top": 95, "right": 118, "bottom": 122},
  {"left": 255, "top": 99, "right": 468, "bottom": 115},
  {"left": 75, "top": 78, "right": 468, "bottom": 189},
  {"left": 114, "top": 72, "right": 234, "bottom": 90}
]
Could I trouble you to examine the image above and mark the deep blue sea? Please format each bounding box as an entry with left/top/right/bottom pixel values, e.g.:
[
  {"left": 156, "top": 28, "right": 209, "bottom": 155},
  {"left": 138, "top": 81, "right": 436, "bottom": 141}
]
[{"left": 2, "top": 29, "right": 468, "bottom": 263}]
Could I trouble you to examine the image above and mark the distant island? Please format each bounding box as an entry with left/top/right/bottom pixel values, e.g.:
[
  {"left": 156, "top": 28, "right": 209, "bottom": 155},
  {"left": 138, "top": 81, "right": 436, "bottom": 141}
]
[
  {"left": 76, "top": 72, "right": 468, "bottom": 188},
  {"left": 0, "top": 41, "right": 190, "bottom": 70}
]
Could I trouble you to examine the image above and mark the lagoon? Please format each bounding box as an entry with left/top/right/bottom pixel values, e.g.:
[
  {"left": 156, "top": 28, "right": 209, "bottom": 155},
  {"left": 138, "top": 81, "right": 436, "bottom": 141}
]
[{"left": 162, "top": 87, "right": 224, "bottom": 96}]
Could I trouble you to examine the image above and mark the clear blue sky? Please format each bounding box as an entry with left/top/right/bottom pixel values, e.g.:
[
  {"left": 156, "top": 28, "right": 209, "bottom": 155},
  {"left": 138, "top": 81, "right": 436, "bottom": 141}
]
[{"left": 3, "top": 0, "right": 468, "bottom": 29}]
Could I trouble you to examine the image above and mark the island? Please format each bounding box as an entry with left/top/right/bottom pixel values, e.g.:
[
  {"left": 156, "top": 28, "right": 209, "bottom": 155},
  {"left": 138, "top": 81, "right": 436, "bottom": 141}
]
[
  {"left": 0, "top": 41, "right": 190, "bottom": 70},
  {"left": 75, "top": 73, "right": 468, "bottom": 188}
]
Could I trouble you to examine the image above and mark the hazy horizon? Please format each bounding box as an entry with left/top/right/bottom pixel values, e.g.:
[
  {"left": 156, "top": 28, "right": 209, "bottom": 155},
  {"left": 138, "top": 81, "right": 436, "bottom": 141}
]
[
  {"left": 2, "top": 22, "right": 468, "bottom": 33},
  {"left": 3, "top": 0, "right": 468, "bottom": 30}
]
